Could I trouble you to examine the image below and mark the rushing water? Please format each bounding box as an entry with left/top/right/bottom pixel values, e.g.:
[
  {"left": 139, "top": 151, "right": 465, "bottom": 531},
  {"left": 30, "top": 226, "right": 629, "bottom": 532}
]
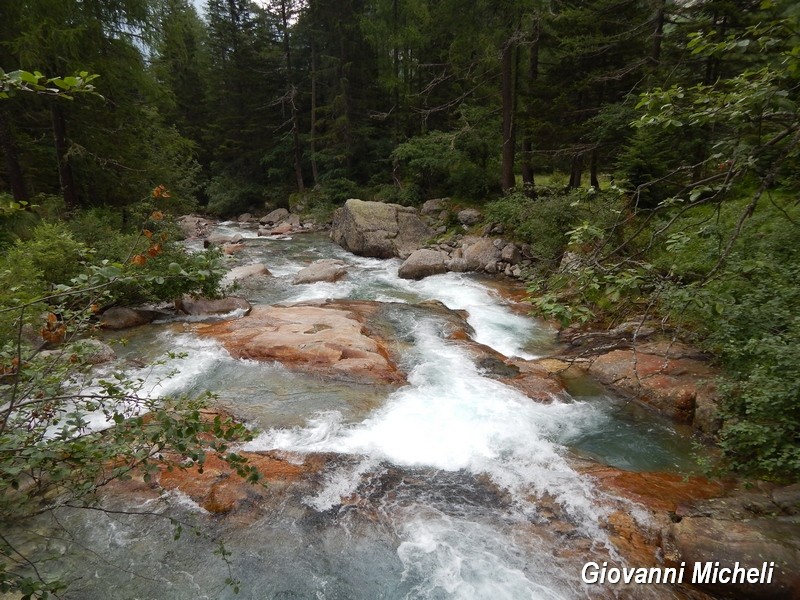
[{"left": 9, "top": 226, "right": 701, "bottom": 600}]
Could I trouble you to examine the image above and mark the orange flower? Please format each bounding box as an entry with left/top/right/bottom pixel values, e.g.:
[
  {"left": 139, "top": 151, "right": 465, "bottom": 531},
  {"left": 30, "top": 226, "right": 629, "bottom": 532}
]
[
  {"left": 147, "top": 243, "right": 162, "bottom": 257},
  {"left": 132, "top": 254, "right": 147, "bottom": 266},
  {"left": 143, "top": 229, "right": 153, "bottom": 239},
  {"left": 150, "top": 210, "right": 164, "bottom": 221}
]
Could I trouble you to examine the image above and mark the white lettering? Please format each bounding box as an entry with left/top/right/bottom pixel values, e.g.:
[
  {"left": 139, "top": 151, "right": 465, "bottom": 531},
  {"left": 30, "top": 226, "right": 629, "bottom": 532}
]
[
  {"left": 693, "top": 562, "right": 714, "bottom": 583},
  {"left": 582, "top": 562, "right": 600, "bottom": 584}
]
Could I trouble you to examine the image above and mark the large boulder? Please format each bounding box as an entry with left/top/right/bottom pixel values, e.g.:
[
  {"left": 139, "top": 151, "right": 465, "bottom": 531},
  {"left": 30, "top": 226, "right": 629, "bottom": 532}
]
[
  {"left": 71, "top": 338, "right": 117, "bottom": 364},
  {"left": 222, "top": 263, "right": 272, "bottom": 287},
  {"left": 460, "top": 237, "right": 501, "bottom": 272},
  {"left": 260, "top": 207, "right": 289, "bottom": 225},
  {"left": 100, "top": 307, "right": 163, "bottom": 330},
  {"left": 177, "top": 215, "right": 213, "bottom": 238},
  {"left": 663, "top": 517, "right": 800, "bottom": 599},
  {"left": 457, "top": 208, "right": 482, "bottom": 226},
  {"left": 197, "top": 302, "right": 404, "bottom": 384},
  {"left": 421, "top": 198, "right": 447, "bottom": 215},
  {"left": 330, "top": 199, "right": 433, "bottom": 259},
  {"left": 293, "top": 259, "right": 348, "bottom": 284},
  {"left": 398, "top": 249, "right": 448, "bottom": 280},
  {"left": 586, "top": 342, "right": 719, "bottom": 432}
]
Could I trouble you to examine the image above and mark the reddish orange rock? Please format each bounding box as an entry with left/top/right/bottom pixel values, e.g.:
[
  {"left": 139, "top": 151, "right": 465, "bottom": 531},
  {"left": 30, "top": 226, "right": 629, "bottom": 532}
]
[
  {"left": 580, "top": 464, "right": 727, "bottom": 513},
  {"left": 157, "top": 452, "right": 327, "bottom": 514},
  {"left": 197, "top": 303, "right": 404, "bottom": 384}
]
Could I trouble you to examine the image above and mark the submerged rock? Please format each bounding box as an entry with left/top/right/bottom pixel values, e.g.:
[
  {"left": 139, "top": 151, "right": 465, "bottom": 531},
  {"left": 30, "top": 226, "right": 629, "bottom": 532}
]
[
  {"left": 330, "top": 198, "right": 433, "bottom": 259},
  {"left": 293, "top": 259, "right": 348, "bottom": 284},
  {"left": 197, "top": 302, "right": 404, "bottom": 384}
]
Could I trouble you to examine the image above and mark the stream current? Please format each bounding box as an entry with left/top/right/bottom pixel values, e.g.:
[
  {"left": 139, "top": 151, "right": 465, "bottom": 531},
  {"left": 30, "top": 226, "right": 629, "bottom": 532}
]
[{"left": 18, "top": 225, "right": 700, "bottom": 599}]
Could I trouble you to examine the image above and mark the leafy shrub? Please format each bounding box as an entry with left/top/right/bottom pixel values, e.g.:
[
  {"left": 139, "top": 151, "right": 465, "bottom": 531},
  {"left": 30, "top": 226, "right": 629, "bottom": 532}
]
[
  {"left": 6, "top": 222, "right": 90, "bottom": 285},
  {"left": 485, "top": 189, "right": 599, "bottom": 268}
]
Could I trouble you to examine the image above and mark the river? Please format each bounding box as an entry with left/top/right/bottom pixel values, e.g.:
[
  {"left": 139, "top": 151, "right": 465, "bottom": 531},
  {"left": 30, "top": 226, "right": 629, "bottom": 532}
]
[{"left": 12, "top": 224, "right": 700, "bottom": 599}]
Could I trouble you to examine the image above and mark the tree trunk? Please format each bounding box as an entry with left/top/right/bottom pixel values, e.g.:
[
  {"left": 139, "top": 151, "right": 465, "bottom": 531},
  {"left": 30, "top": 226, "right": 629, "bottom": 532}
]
[
  {"left": 520, "top": 27, "right": 539, "bottom": 197},
  {"left": 590, "top": 149, "right": 600, "bottom": 188},
  {"left": 280, "top": 0, "right": 305, "bottom": 193},
  {"left": 51, "top": 102, "right": 78, "bottom": 209},
  {"left": 501, "top": 39, "right": 515, "bottom": 192},
  {"left": 651, "top": 0, "right": 665, "bottom": 64},
  {"left": 0, "top": 107, "right": 27, "bottom": 201},
  {"left": 310, "top": 40, "right": 320, "bottom": 186},
  {"left": 568, "top": 153, "right": 583, "bottom": 189}
]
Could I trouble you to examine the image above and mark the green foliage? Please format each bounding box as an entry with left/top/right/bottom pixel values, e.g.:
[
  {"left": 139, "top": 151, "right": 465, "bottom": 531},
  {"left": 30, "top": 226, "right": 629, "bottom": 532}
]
[
  {"left": 391, "top": 125, "right": 498, "bottom": 201},
  {"left": 206, "top": 173, "right": 265, "bottom": 216},
  {"left": 6, "top": 222, "right": 90, "bottom": 285},
  {"left": 0, "top": 69, "right": 100, "bottom": 100},
  {"left": 486, "top": 187, "right": 621, "bottom": 268},
  {"left": 0, "top": 337, "right": 259, "bottom": 597},
  {"left": 0, "top": 195, "right": 39, "bottom": 247}
]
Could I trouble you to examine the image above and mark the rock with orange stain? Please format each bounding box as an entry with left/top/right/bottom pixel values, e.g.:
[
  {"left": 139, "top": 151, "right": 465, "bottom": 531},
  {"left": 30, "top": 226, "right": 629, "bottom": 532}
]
[
  {"left": 197, "top": 302, "right": 404, "bottom": 384},
  {"left": 579, "top": 464, "right": 727, "bottom": 514},
  {"left": 587, "top": 343, "right": 720, "bottom": 433},
  {"left": 157, "top": 452, "right": 329, "bottom": 515}
]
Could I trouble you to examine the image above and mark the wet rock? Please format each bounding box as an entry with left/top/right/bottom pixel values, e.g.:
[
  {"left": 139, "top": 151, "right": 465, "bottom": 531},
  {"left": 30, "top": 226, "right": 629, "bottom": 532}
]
[
  {"left": 260, "top": 207, "right": 289, "bottom": 225},
  {"left": 505, "top": 360, "right": 568, "bottom": 402},
  {"left": 175, "top": 295, "right": 251, "bottom": 317},
  {"left": 222, "top": 242, "right": 246, "bottom": 254},
  {"left": 772, "top": 484, "right": 800, "bottom": 515},
  {"left": 457, "top": 208, "right": 482, "bottom": 225},
  {"left": 293, "top": 259, "right": 348, "bottom": 284},
  {"left": 177, "top": 214, "right": 213, "bottom": 238},
  {"left": 100, "top": 307, "right": 163, "bottom": 330},
  {"left": 238, "top": 212, "right": 252, "bottom": 223},
  {"left": 331, "top": 199, "right": 433, "bottom": 259},
  {"left": 663, "top": 517, "right": 800, "bottom": 599},
  {"left": 271, "top": 223, "right": 293, "bottom": 235},
  {"left": 398, "top": 249, "right": 448, "bottom": 280},
  {"left": 222, "top": 263, "right": 271, "bottom": 286},
  {"left": 207, "top": 232, "right": 242, "bottom": 245},
  {"left": 197, "top": 302, "right": 404, "bottom": 384},
  {"left": 71, "top": 338, "right": 116, "bottom": 364},
  {"left": 587, "top": 343, "right": 719, "bottom": 432},
  {"left": 579, "top": 464, "right": 727, "bottom": 513},
  {"left": 157, "top": 451, "right": 330, "bottom": 515}
]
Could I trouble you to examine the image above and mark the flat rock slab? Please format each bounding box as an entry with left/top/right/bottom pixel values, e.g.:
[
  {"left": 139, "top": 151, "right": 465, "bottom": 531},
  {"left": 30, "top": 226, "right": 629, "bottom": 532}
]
[{"left": 197, "top": 303, "right": 404, "bottom": 384}]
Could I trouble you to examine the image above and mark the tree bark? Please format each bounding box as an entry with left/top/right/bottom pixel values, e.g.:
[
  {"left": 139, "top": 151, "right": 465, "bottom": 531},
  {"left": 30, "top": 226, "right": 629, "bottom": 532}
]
[
  {"left": 501, "top": 39, "right": 515, "bottom": 192},
  {"left": 310, "top": 39, "right": 320, "bottom": 186},
  {"left": 651, "top": 0, "right": 665, "bottom": 64},
  {"left": 51, "top": 102, "right": 78, "bottom": 209},
  {"left": 280, "top": 0, "right": 305, "bottom": 193},
  {"left": 568, "top": 153, "right": 583, "bottom": 189},
  {"left": 520, "top": 27, "right": 539, "bottom": 196},
  {"left": 590, "top": 149, "right": 600, "bottom": 188},
  {"left": 0, "top": 107, "right": 27, "bottom": 201}
]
